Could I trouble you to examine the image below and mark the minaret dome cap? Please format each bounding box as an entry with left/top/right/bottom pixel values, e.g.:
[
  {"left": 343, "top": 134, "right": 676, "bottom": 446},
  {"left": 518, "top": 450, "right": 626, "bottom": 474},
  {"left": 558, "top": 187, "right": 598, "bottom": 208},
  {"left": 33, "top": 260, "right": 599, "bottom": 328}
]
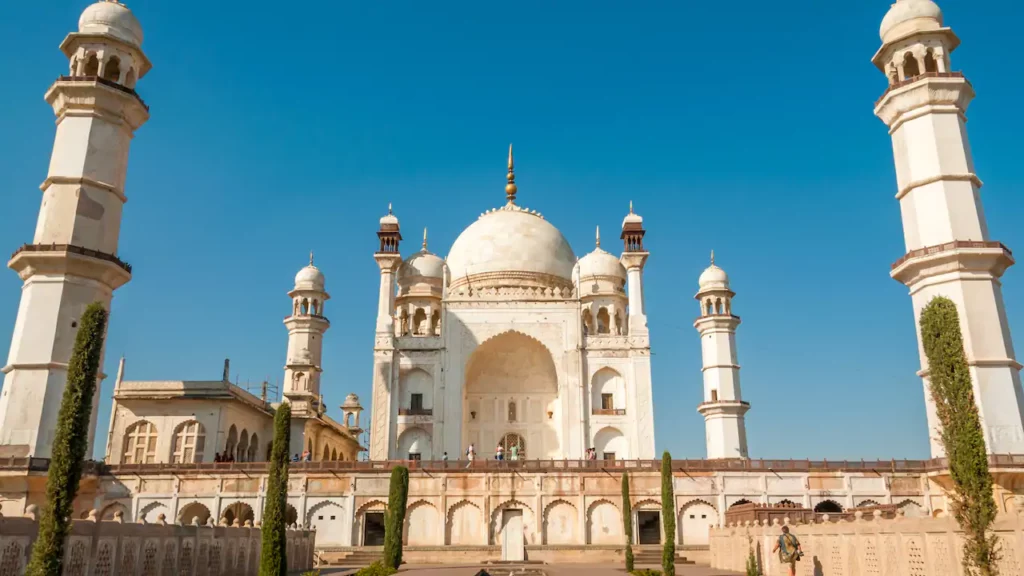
[
  {"left": 379, "top": 203, "right": 399, "bottom": 227},
  {"left": 79, "top": 1, "right": 144, "bottom": 47},
  {"left": 622, "top": 201, "right": 643, "bottom": 228},
  {"left": 879, "top": 0, "right": 943, "bottom": 43},
  {"left": 294, "top": 254, "right": 325, "bottom": 291},
  {"left": 698, "top": 252, "right": 729, "bottom": 290}
]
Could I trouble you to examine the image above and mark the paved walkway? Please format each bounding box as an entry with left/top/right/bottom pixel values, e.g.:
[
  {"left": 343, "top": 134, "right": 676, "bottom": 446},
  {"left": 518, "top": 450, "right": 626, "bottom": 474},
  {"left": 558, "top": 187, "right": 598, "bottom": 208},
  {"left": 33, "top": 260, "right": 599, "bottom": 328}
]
[{"left": 320, "top": 564, "right": 742, "bottom": 575}]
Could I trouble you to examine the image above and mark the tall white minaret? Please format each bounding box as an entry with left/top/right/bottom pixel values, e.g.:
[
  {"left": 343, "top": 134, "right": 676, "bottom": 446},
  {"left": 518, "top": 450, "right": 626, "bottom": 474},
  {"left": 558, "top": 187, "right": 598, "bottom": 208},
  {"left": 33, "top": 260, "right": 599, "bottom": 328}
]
[
  {"left": 283, "top": 253, "right": 330, "bottom": 417},
  {"left": 0, "top": 2, "right": 151, "bottom": 457},
  {"left": 619, "top": 201, "right": 649, "bottom": 335},
  {"left": 875, "top": 0, "right": 1024, "bottom": 456},
  {"left": 369, "top": 205, "right": 402, "bottom": 460},
  {"left": 694, "top": 253, "right": 749, "bottom": 459}
]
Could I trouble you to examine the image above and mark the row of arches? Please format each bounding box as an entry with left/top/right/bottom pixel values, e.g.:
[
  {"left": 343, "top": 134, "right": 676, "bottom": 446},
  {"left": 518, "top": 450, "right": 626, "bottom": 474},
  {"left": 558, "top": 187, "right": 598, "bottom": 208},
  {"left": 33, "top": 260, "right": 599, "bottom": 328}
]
[
  {"left": 292, "top": 297, "right": 324, "bottom": 317},
  {"left": 727, "top": 498, "right": 925, "bottom": 516},
  {"left": 122, "top": 420, "right": 264, "bottom": 465},
  {"left": 396, "top": 307, "right": 441, "bottom": 337},
  {"left": 701, "top": 296, "right": 732, "bottom": 316},
  {"left": 888, "top": 47, "right": 947, "bottom": 84},
  {"left": 140, "top": 500, "right": 299, "bottom": 528},
  {"left": 306, "top": 437, "right": 347, "bottom": 462},
  {"left": 582, "top": 305, "right": 624, "bottom": 336},
  {"left": 69, "top": 52, "right": 137, "bottom": 88}
]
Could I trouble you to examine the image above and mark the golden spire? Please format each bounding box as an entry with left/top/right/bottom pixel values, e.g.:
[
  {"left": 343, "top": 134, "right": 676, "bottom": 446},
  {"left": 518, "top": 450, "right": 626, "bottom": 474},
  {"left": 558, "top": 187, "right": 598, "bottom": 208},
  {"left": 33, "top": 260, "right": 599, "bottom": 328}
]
[
  {"left": 596, "top": 226, "right": 601, "bottom": 248},
  {"left": 505, "top": 144, "right": 517, "bottom": 204},
  {"left": 422, "top": 227, "right": 428, "bottom": 250},
  {"left": 309, "top": 250, "right": 314, "bottom": 266},
  {"left": 710, "top": 250, "right": 715, "bottom": 266}
]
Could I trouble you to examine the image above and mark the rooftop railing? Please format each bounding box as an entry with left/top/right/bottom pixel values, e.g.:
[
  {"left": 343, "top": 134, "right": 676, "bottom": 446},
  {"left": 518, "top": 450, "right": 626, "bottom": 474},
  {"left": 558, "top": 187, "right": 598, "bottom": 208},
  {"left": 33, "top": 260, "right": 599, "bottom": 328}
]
[
  {"left": 892, "top": 240, "right": 1010, "bottom": 270},
  {"left": 56, "top": 75, "right": 149, "bottom": 110},
  {"left": 875, "top": 71, "right": 968, "bottom": 107},
  {"left": 10, "top": 243, "right": 132, "bottom": 273},
  {"left": 7, "top": 455, "right": 1024, "bottom": 475}
]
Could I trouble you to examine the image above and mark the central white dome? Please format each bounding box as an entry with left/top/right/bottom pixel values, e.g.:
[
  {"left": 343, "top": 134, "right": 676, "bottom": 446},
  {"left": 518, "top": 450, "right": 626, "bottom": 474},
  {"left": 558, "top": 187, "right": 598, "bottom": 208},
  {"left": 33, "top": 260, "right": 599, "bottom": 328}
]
[{"left": 447, "top": 207, "right": 576, "bottom": 289}]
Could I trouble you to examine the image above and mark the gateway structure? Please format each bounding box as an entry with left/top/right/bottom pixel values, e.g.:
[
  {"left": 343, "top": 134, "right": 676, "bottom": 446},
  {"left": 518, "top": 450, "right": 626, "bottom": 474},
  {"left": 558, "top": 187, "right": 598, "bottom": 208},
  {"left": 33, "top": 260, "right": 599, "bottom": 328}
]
[{"left": 2, "top": 0, "right": 1024, "bottom": 565}]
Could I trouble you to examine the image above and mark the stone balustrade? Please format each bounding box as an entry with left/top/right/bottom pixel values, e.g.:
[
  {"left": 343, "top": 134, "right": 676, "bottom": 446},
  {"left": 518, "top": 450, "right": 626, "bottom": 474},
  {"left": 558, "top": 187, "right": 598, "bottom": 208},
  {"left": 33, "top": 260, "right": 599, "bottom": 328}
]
[
  {"left": 710, "top": 510, "right": 1024, "bottom": 576},
  {"left": 0, "top": 509, "right": 315, "bottom": 576}
]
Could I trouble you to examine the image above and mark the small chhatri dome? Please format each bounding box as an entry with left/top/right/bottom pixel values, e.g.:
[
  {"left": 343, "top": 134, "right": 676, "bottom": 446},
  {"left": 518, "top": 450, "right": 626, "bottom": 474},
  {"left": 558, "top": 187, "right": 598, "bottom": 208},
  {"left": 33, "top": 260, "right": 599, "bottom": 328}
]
[
  {"left": 698, "top": 251, "right": 729, "bottom": 290},
  {"left": 342, "top": 393, "right": 362, "bottom": 409},
  {"left": 294, "top": 252, "right": 325, "bottom": 291},
  {"left": 880, "top": 0, "right": 943, "bottom": 42},
  {"left": 79, "top": 1, "right": 144, "bottom": 47},
  {"left": 622, "top": 201, "right": 643, "bottom": 227},
  {"left": 578, "top": 226, "right": 627, "bottom": 281},
  {"left": 379, "top": 203, "right": 399, "bottom": 227},
  {"left": 399, "top": 229, "right": 445, "bottom": 283}
]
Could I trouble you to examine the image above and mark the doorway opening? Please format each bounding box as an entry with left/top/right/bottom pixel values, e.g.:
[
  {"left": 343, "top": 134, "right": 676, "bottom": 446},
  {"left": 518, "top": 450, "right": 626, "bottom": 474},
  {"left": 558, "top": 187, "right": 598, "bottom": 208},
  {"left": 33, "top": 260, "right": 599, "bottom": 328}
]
[
  {"left": 637, "top": 511, "right": 661, "bottom": 545},
  {"left": 363, "top": 512, "right": 386, "bottom": 546}
]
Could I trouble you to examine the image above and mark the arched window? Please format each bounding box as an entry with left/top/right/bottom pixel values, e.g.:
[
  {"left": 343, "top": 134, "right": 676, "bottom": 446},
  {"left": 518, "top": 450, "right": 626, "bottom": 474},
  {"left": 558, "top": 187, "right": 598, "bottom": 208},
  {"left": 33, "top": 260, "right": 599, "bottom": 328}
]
[
  {"left": 237, "top": 430, "right": 249, "bottom": 462},
  {"left": 331, "top": 448, "right": 338, "bottom": 461},
  {"left": 499, "top": 433, "right": 525, "bottom": 459},
  {"left": 225, "top": 425, "right": 238, "bottom": 459},
  {"left": 322, "top": 445, "right": 330, "bottom": 461},
  {"left": 69, "top": 57, "right": 79, "bottom": 75},
  {"left": 596, "top": 307, "right": 611, "bottom": 334},
  {"left": 301, "top": 298, "right": 309, "bottom": 315},
  {"left": 83, "top": 53, "right": 99, "bottom": 76},
  {"left": 247, "top": 434, "right": 259, "bottom": 462},
  {"left": 293, "top": 299, "right": 300, "bottom": 316},
  {"left": 814, "top": 500, "right": 844, "bottom": 514},
  {"left": 171, "top": 420, "right": 206, "bottom": 463},
  {"left": 123, "top": 421, "right": 158, "bottom": 464},
  {"left": 124, "top": 68, "right": 137, "bottom": 89},
  {"left": 923, "top": 49, "right": 938, "bottom": 73},
  {"left": 431, "top": 310, "right": 441, "bottom": 335},
  {"left": 103, "top": 56, "right": 121, "bottom": 83},
  {"left": 902, "top": 52, "right": 920, "bottom": 79},
  {"left": 508, "top": 401, "right": 517, "bottom": 422},
  {"left": 312, "top": 299, "right": 319, "bottom": 315},
  {"left": 412, "top": 308, "right": 427, "bottom": 336},
  {"left": 705, "top": 299, "right": 714, "bottom": 316},
  {"left": 581, "top": 309, "right": 592, "bottom": 335}
]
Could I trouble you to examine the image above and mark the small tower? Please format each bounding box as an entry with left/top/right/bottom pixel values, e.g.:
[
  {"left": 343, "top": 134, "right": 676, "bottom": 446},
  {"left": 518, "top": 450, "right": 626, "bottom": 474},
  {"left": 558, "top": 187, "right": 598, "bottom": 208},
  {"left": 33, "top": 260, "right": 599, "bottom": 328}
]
[
  {"left": 395, "top": 228, "right": 444, "bottom": 337},
  {"left": 875, "top": 0, "right": 1024, "bottom": 456},
  {"left": 283, "top": 253, "right": 330, "bottom": 416},
  {"left": 694, "top": 253, "right": 750, "bottom": 459},
  {"left": 374, "top": 204, "right": 403, "bottom": 334},
  {"left": 577, "top": 227, "right": 629, "bottom": 336},
  {"left": 341, "top": 393, "right": 364, "bottom": 434},
  {"left": 620, "top": 202, "right": 649, "bottom": 334},
  {"left": 0, "top": 1, "right": 151, "bottom": 457}
]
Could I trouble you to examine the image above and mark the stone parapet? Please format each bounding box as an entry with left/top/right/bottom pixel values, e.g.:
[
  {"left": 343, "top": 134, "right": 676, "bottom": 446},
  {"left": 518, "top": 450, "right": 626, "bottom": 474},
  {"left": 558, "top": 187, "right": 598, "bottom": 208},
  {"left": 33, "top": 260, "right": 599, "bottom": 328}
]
[
  {"left": 710, "top": 511, "right": 1024, "bottom": 576},
  {"left": 0, "top": 513, "right": 315, "bottom": 576}
]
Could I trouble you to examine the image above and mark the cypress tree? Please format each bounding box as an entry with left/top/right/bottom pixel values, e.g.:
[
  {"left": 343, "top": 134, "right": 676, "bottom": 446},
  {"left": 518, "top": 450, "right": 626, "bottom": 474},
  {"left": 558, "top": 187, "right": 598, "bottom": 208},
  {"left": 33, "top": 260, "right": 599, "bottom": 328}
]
[
  {"left": 622, "top": 472, "right": 634, "bottom": 572},
  {"left": 25, "top": 303, "right": 108, "bottom": 576},
  {"left": 920, "top": 297, "right": 999, "bottom": 575},
  {"left": 260, "top": 402, "right": 291, "bottom": 576},
  {"left": 383, "top": 466, "right": 410, "bottom": 569},
  {"left": 661, "top": 451, "right": 676, "bottom": 576}
]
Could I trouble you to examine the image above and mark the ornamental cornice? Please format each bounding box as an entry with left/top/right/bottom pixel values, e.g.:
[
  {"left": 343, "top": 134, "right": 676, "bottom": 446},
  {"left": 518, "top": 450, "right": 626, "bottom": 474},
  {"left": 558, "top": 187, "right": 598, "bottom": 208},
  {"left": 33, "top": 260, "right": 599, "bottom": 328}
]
[
  {"left": 45, "top": 78, "right": 149, "bottom": 130},
  {"left": 395, "top": 336, "right": 443, "bottom": 351},
  {"left": 874, "top": 75, "right": 974, "bottom": 130},
  {"left": 448, "top": 271, "right": 575, "bottom": 294},
  {"left": 890, "top": 242, "right": 1014, "bottom": 288}
]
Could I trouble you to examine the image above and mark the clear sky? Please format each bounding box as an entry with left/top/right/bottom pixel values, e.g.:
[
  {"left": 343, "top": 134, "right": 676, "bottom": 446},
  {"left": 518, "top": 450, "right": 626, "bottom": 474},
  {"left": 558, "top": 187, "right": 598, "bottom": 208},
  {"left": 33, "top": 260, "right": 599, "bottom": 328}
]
[{"left": 1, "top": 0, "right": 1022, "bottom": 461}]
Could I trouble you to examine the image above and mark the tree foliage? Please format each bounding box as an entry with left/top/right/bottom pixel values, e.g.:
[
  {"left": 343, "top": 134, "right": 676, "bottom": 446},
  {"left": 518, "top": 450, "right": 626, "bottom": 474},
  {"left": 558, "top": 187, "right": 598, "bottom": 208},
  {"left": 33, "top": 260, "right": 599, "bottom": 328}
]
[
  {"left": 622, "top": 471, "right": 634, "bottom": 571},
  {"left": 661, "top": 451, "right": 676, "bottom": 576},
  {"left": 383, "top": 466, "right": 410, "bottom": 569},
  {"left": 260, "top": 402, "right": 292, "bottom": 576},
  {"left": 25, "top": 303, "right": 108, "bottom": 576},
  {"left": 920, "top": 296, "right": 999, "bottom": 575}
]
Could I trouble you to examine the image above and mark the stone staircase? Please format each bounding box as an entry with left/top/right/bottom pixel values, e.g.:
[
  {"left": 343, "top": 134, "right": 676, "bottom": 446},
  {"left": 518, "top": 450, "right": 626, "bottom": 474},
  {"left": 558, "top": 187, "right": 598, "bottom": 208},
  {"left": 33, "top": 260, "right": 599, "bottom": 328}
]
[
  {"left": 632, "top": 546, "right": 695, "bottom": 566},
  {"left": 318, "top": 548, "right": 383, "bottom": 567}
]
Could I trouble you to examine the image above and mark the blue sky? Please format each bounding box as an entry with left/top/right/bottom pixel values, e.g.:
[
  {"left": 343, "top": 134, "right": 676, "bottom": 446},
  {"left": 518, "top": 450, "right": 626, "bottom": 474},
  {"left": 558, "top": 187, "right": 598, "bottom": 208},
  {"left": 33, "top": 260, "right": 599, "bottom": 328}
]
[{"left": 1, "top": 1, "right": 1022, "bottom": 461}]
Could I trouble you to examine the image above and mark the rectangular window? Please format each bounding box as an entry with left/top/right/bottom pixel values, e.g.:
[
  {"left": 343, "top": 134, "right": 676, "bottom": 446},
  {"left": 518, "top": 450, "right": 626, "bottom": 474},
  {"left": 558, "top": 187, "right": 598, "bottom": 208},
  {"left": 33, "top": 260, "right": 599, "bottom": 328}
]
[
  {"left": 409, "top": 453, "right": 421, "bottom": 461},
  {"left": 601, "top": 394, "right": 614, "bottom": 410},
  {"left": 410, "top": 394, "right": 423, "bottom": 410},
  {"left": 603, "top": 452, "right": 616, "bottom": 461},
  {"left": 710, "top": 389, "right": 719, "bottom": 402}
]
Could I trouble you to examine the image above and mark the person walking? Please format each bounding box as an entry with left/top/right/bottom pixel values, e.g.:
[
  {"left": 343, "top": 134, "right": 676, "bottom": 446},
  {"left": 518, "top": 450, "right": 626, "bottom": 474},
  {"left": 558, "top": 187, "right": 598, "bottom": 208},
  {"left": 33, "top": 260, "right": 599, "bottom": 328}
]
[
  {"left": 510, "top": 444, "right": 519, "bottom": 461},
  {"left": 465, "top": 443, "right": 476, "bottom": 469},
  {"left": 771, "top": 525, "right": 802, "bottom": 576},
  {"left": 495, "top": 444, "right": 504, "bottom": 461}
]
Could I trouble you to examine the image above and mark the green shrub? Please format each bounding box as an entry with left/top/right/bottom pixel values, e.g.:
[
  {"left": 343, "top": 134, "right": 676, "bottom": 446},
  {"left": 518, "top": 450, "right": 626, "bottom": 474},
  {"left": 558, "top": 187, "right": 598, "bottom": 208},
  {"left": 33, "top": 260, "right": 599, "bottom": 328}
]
[
  {"left": 300, "top": 571, "right": 320, "bottom": 576},
  {"left": 25, "top": 304, "right": 108, "bottom": 576},
  {"left": 920, "top": 297, "right": 1000, "bottom": 575},
  {"left": 383, "top": 466, "right": 410, "bottom": 569},
  {"left": 622, "top": 471, "right": 634, "bottom": 572},
  {"left": 661, "top": 451, "right": 676, "bottom": 576},
  {"left": 746, "top": 546, "right": 759, "bottom": 576},
  {"left": 259, "top": 403, "right": 292, "bottom": 576},
  {"left": 355, "top": 561, "right": 398, "bottom": 576}
]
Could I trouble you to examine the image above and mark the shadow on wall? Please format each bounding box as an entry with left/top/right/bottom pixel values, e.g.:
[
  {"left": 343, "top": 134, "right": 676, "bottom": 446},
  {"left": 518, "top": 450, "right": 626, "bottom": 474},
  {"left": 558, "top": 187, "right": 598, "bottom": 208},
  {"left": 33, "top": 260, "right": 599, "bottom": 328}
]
[{"left": 814, "top": 556, "right": 824, "bottom": 576}]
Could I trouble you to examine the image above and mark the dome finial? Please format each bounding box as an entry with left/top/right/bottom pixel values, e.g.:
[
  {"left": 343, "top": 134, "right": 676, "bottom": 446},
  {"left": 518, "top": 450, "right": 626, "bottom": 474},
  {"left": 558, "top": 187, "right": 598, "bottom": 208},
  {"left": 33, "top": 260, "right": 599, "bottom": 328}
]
[
  {"left": 596, "top": 226, "right": 601, "bottom": 248},
  {"left": 310, "top": 250, "right": 314, "bottom": 266},
  {"left": 629, "top": 200, "right": 634, "bottom": 214},
  {"left": 388, "top": 202, "right": 393, "bottom": 215},
  {"left": 505, "top": 144, "right": 518, "bottom": 204},
  {"left": 422, "top": 227, "right": 428, "bottom": 250},
  {"left": 710, "top": 250, "right": 715, "bottom": 266}
]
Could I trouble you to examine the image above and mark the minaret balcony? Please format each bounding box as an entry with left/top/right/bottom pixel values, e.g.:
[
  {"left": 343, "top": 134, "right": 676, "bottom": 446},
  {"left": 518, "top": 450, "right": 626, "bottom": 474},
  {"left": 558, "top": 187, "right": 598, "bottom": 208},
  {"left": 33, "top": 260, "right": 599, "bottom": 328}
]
[
  {"left": 591, "top": 408, "right": 626, "bottom": 416},
  {"left": 46, "top": 76, "right": 150, "bottom": 130},
  {"left": 54, "top": 75, "right": 149, "bottom": 110},
  {"left": 891, "top": 240, "right": 1013, "bottom": 286},
  {"left": 398, "top": 408, "right": 433, "bottom": 416},
  {"left": 874, "top": 72, "right": 973, "bottom": 128},
  {"left": 8, "top": 243, "right": 131, "bottom": 288},
  {"left": 697, "top": 400, "right": 750, "bottom": 418}
]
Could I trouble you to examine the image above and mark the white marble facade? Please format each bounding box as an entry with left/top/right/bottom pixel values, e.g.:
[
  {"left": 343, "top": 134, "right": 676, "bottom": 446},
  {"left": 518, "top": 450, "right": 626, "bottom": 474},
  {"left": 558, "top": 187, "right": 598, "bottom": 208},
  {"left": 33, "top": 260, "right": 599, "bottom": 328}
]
[{"left": 369, "top": 152, "right": 657, "bottom": 462}]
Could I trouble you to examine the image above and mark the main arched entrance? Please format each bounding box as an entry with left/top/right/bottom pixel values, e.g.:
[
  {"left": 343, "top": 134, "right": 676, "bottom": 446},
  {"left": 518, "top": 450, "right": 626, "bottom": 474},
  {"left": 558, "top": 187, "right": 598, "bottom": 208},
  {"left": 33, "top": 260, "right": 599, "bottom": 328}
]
[{"left": 464, "top": 331, "right": 560, "bottom": 459}]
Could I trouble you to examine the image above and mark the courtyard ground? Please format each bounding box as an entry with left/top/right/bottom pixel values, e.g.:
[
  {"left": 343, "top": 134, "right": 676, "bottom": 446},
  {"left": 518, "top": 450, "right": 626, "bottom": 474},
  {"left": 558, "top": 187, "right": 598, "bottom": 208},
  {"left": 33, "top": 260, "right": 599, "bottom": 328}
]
[{"left": 319, "top": 564, "right": 742, "bottom": 575}]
